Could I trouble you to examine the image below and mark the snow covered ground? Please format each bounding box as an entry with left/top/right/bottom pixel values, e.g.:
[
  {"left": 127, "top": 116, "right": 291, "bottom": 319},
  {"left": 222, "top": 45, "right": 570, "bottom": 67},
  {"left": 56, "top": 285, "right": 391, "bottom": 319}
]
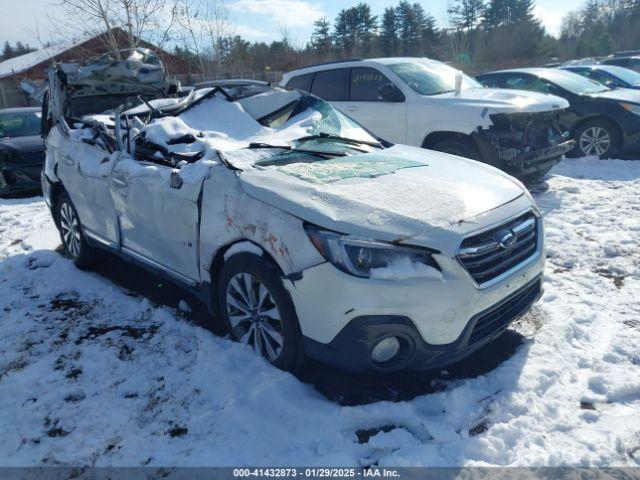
[{"left": 0, "top": 157, "right": 639, "bottom": 467}]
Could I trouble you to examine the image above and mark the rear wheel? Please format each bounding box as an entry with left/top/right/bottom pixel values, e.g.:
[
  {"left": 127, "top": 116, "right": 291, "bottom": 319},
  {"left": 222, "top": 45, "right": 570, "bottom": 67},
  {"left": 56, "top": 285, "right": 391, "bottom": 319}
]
[
  {"left": 218, "top": 252, "right": 306, "bottom": 372},
  {"left": 572, "top": 119, "right": 621, "bottom": 158},
  {"left": 56, "top": 192, "right": 98, "bottom": 269}
]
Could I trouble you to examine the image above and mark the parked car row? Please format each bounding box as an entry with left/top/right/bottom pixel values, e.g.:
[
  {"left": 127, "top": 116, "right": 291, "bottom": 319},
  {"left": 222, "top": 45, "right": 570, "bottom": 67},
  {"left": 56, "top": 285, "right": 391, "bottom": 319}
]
[
  {"left": 5, "top": 54, "right": 640, "bottom": 199},
  {"left": 283, "top": 57, "right": 640, "bottom": 166},
  {"left": 476, "top": 68, "right": 640, "bottom": 157},
  {"left": 281, "top": 58, "right": 573, "bottom": 183}
]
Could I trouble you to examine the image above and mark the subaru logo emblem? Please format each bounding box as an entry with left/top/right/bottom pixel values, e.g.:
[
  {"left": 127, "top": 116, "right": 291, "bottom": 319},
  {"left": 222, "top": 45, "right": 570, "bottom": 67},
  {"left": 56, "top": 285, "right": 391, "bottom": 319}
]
[{"left": 498, "top": 231, "right": 517, "bottom": 250}]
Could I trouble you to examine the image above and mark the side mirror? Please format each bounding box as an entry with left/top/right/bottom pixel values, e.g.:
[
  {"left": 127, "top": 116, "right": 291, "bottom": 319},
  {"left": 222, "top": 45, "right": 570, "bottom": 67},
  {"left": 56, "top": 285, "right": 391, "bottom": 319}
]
[{"left": 378, "top": 83, "right": 405, "bottom": 102}]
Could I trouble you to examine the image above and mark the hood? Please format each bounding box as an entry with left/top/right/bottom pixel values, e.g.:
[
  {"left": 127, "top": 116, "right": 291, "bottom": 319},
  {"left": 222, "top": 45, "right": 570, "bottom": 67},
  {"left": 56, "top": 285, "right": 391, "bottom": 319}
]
[
  {"left": 237, "top": 145, "right": 525, "bottom": 248},
  {"left": 0, "top": 135, "right": 44, "bottom": 154},
  {"left": 433, "top": 88, "right": 570, "bottom": 113},
  {"left": 587, "top": 88, "right": 640, "bottom": 104}
]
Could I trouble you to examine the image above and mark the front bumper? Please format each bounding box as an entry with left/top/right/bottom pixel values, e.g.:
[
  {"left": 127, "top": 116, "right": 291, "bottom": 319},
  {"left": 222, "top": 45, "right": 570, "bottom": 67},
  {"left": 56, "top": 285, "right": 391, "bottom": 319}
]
[
  {"left": 285, "top": 205, "right": 545, "bottom": 372},
  {"left": 497, "top": 139, "right": 574, "bottom": 166},
  {"left": 474, "top": 123, "right": 574, "bottom": 176},
  {"left": 304, "top": 276, "right": 542, "bottom": 372}
]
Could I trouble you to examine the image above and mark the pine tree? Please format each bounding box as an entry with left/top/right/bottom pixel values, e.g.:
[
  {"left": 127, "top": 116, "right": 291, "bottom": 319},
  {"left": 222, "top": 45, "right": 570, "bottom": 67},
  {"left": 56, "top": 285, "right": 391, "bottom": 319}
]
[
  {"left": 380, "top": 7, "right": 399, "bottom": 56},
  {"left": 355, "top": 3, "right": 378, "bottom": 55},
  {"left": 2, "top": 41, "right": 13, "bottom": 60},
  {"left": 333, "top": 8, "right": 358, "bottom": 56},
  {"left": 448, "top": 0, "right": 486, "bottom": 31},
  {"left": 310, "top": 17, "right": 333, "bottom": 55},
  {"left": 396, "top": 0, "right": 419, "bottom": 55},
  {"left": 412, "top": 3, "right": 439, "bottom": 56}
]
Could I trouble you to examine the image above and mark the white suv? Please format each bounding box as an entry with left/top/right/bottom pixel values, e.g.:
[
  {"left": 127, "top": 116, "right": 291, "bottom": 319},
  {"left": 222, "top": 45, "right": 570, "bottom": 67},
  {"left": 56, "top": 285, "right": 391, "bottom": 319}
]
[
  {"left": 281, "top": 57, "right": 574, "bottom": 182},
  {"left": 42, "top": 50, "right": 545, "bottom": 373}
]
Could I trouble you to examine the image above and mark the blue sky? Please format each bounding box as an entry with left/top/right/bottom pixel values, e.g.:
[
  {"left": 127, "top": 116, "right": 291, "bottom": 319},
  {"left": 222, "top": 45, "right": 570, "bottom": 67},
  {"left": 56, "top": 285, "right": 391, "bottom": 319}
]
[{"left": 2, "top": 0, "right": 586, "bottom": 48}]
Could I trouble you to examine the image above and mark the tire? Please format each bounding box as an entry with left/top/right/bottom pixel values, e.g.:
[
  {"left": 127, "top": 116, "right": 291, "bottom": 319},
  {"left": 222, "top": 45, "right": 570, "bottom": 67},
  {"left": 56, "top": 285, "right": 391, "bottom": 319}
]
[
  {"left": 430, "top": 137, "right": 480, "bottom": 161},
  {"left": 56, "top": 192, "right": 98, "bottom": 269},
  {"left": 218, "top": 252, "right": 306, "bottom": 372},
  {"left": 570, "top": 119, "right": 621, "bottom": 158}
]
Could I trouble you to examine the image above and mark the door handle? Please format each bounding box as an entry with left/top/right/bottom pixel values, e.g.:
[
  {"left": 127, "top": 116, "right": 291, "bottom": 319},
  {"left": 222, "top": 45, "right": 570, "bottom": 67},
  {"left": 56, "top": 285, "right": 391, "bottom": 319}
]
[
  {"left": 62, "top": 155, "right": 75, "bottom": 166},
  {"left": 112, "top": 176, "right": 128, "bottom": 188},
  {"left": 346, "top": 106, "right": 359, "bottom": 112}
]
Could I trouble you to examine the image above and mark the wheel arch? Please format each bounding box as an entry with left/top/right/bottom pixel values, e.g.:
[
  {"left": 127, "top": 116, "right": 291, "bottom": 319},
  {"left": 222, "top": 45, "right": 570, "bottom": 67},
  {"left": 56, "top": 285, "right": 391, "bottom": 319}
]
[
  {"left": 421, "top": 130, "right": 474, "bottom": 149},
  {"left": 208, "top": 240, "right": 284, "bottom": 295}
]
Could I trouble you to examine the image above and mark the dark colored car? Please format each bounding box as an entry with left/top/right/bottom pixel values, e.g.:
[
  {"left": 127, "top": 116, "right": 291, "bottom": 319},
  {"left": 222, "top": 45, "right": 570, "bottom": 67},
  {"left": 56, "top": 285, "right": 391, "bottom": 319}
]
[
  {"left": 601, "top": 56, "right": 640, "bottom": 72},
  {"left": 477, "top": 68, "right": 640, "bottom": 158},
  {"left": 561, "top": 65, "right": 640, "bottom": 91},
  {"left": 0, "top": 107, "right": 45, "bottom": 197}
]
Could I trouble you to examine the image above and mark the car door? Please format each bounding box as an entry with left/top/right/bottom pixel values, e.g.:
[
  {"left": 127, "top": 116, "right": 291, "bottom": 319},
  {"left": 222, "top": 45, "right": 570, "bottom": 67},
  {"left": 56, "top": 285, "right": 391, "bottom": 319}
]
[
  {"left": 109, "top": 160, "right": 204, "bottom": 284},
  {"left": 341, "top": 67, "right": 408, "bottom": 143},
  {"left": 52, "top": 123, "right": 119, "bottom": 246}
]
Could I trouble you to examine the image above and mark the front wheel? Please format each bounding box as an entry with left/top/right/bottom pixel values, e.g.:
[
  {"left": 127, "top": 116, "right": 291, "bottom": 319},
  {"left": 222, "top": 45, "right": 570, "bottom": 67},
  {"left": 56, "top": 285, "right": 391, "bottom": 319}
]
[
  {"left": 218, "top": 252, "right": 306, "bottom": 372},
  {"left": 572, "top": 120, "right": 621, "bottom": 158},
  {"left": 56, "top": 192, "right": 98, "bottom": 269}
]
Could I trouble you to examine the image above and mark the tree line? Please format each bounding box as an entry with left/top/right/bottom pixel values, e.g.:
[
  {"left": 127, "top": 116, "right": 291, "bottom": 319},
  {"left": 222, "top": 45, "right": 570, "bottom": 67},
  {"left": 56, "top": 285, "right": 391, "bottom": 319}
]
[
  {"left": 1, "top": 41, "right": 36, "bottom": 62},
  {"left": 169, "top": 0, "right": 593, "bottom": 76},
  {"left": 560, "top": 0, "right": 640, "bottom": 58},
  {"left": 5, "top": 0, "right": 639, "bottom": 77}
]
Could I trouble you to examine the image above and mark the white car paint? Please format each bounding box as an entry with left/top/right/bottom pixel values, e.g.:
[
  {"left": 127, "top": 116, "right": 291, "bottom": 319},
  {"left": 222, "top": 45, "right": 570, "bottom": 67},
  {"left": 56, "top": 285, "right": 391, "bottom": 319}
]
[
  {"left": 281, "top": 57, "right": 571, "bottom": 164},
  {"left": 43, "top": 62, "right": 545, "bottom": 371}
]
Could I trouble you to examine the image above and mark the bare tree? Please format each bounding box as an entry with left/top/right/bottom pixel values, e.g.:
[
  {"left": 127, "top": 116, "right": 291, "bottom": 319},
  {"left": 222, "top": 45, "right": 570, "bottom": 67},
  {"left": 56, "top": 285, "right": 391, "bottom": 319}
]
[
  {"left": 175, "top": 0, "right": 234, "bottom": 75},
  {"left": 48, "top": 0, "right": 179, "bottom": 58}
]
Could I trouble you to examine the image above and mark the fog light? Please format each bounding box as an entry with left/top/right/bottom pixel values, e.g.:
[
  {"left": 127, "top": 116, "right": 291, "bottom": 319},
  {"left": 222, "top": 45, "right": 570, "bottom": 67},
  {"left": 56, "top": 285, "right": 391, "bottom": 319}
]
[{"left": 371, "top": 337, "right": 401, "bottom": 363}]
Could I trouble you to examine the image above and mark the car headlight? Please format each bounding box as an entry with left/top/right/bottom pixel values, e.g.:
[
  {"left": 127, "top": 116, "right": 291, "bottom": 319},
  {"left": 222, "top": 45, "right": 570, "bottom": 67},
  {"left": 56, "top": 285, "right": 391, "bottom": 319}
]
[
  {"left": 620, "top": 102, "right": 640, "bottom": 116},
  {"left": 304, "top": 224, "right": 440, "bottom": 278}
]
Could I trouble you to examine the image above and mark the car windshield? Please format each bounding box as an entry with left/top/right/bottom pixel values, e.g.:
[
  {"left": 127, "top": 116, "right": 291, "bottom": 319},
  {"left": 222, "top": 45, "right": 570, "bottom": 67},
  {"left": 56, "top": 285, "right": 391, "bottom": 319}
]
[
  {"left": 0, "top": 111, "right": 41, "bottom": 138},
  {"left": 388, "top": 60, "right": 482, "bottom": 95},
  {"left": 538, "top": 69, "right": 611, "bottom": 95},
  {"left": 255, "top": 98, "right": 380, "bottom": 165},
  {"left": 601, "top": 66, "right": 640, "bottom": 85}
]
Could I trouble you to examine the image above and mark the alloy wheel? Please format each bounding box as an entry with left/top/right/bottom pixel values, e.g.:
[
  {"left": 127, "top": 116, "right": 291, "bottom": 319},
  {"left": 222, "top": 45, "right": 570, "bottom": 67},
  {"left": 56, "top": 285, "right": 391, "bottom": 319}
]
[
  {"left": 579, "top": 126, "right": 611, "bottom": 156},
  {"left": 59, "top": 201, "right": 81, "bottom": 258},
  {"left": 225, "top": 273, "right": 284, "bottom": 362}
]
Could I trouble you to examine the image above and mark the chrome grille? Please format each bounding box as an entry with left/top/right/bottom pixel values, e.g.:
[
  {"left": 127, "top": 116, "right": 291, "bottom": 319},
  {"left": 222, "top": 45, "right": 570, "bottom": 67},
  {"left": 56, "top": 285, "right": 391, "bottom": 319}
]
[{"left": 458, "top": 211, "right": 538, "bottom": 286}]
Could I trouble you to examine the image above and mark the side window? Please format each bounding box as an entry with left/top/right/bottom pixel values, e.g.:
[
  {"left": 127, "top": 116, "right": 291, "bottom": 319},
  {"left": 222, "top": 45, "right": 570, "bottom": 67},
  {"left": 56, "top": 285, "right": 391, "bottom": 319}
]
[
  {"left": 504, "top": 74, "right": 530, "bottom": 90},
  {"left": 528, "top": 77, "right": 552, "bottom": 94},
  {"left": 590, "top": 70, "right": 620, "bottom": 87},
  {"left": 349, "top": 67, "right": 398, "bottom": 101},
  {"left": 286, "top": 73, "right": 313, "bottom": 92},
  {"left": 478, "top": 75, "right": 504, "bottom": 88},
  {"left": 310, "top": 69, "right": 348, "bottom": 101},
  {"left": 607, "top": 59, "right": 627, "bottom": 67}
]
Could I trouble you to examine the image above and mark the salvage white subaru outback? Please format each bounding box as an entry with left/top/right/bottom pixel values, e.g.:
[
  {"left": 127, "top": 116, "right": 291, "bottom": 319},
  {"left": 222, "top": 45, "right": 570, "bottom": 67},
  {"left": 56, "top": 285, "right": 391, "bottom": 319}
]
[{"left": 42, "top": 50, "right": 544, "bottom": 372}]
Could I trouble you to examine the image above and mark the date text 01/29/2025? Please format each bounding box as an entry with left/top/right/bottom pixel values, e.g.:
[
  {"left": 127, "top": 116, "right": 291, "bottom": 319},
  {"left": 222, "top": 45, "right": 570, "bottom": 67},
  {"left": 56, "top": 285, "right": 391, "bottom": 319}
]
[{"left": 233, "top": 468, "right": 401, "bottom": 478}]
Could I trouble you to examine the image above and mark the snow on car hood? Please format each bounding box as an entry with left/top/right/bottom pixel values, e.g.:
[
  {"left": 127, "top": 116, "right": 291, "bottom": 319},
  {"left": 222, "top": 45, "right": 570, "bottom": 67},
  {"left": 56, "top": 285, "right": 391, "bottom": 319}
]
[
  {"left": 236, "top": 144, "right": 525, "bottom": 246},
  {"left": 434, "top": 88, "right": 570, "bottom": 113}
]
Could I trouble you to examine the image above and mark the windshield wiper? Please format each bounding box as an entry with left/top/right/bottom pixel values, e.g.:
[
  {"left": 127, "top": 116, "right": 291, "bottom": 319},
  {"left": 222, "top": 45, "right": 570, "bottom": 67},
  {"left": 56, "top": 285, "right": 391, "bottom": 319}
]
[
  {"left": 247, "top": 142, "right": 347, "bottom": 158},
  {"left": 294, "top": 132, "right": 382, "bottom": 149}
]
